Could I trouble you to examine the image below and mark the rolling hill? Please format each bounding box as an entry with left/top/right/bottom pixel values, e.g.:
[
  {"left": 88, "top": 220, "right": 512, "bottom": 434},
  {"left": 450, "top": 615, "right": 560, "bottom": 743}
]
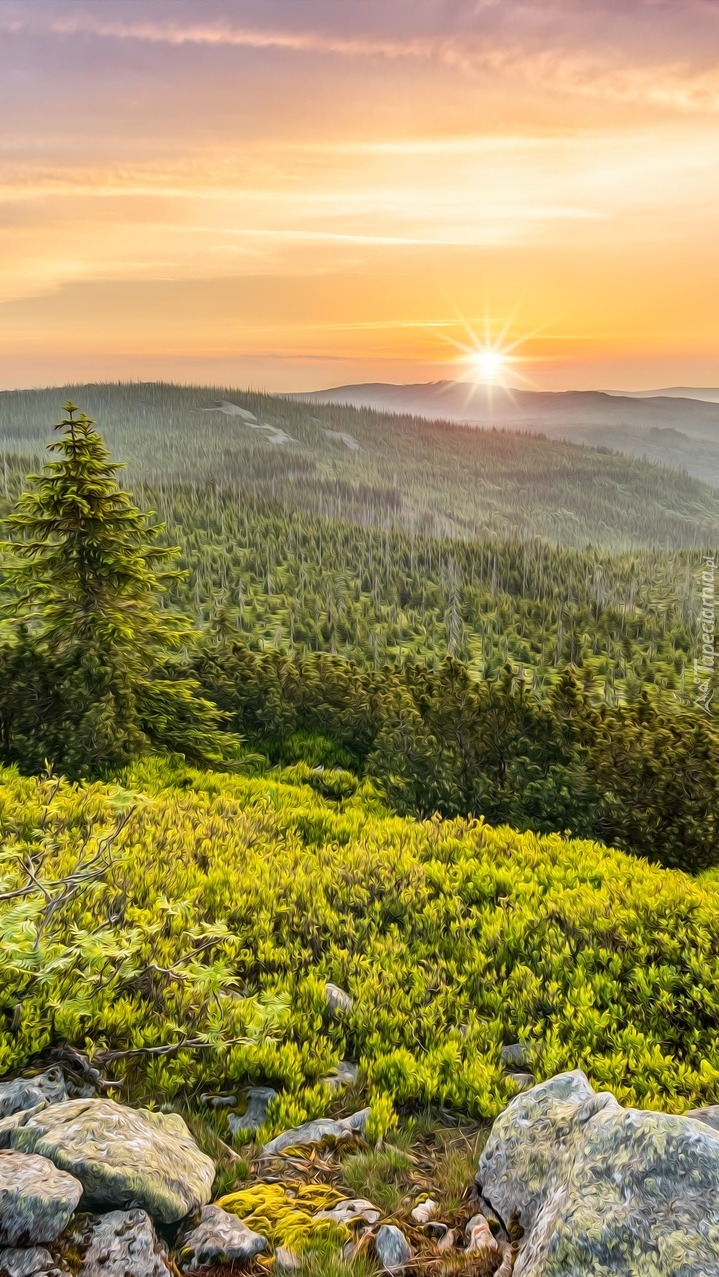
[
  {"left": 295, "top": 380, "right": 719, "bottom": 486},
  {"left": 1, "top": 382, "right": 719, "bottom": 551}
]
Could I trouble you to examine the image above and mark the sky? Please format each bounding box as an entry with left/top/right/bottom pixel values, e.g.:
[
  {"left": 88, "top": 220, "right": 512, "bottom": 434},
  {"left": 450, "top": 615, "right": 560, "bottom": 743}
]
[{"left": 1, "top": 0, "right": 719, "bottom": 392}]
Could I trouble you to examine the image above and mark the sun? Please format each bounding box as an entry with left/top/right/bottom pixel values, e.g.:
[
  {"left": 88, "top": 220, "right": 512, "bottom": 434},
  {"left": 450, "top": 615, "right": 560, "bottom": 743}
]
[{"left": 471, "top": 346, "right": 509, "bottom": 385}]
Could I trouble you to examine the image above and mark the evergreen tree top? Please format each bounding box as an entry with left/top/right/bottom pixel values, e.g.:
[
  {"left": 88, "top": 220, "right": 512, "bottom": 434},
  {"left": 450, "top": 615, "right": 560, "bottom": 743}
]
[{"left": 3, "top": 402, "right": 183, "bottom": 653}]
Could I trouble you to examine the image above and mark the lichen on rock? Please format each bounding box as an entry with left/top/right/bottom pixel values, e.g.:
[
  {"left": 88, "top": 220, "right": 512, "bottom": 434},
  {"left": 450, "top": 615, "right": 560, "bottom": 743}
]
[{"left": 478, "top": 1070, "right": 719, "bottom": 1276}]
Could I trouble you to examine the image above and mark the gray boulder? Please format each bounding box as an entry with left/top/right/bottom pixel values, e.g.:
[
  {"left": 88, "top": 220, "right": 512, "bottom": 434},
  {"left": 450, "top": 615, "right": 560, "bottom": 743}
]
[
  {"left": 0, "top": 1073, "right": 67, "bottom": 1122},
  {"left": 262, "top": 1108, "right": 369, "bottom": 1157},
  {"left": 227, "top": 1087, "right": 278, "bottom": 1138},
  {"left": 9, "top": 1099, "right": 214, "bottom": 1225},
  {"left": 178, "top": 1204, "right": 267, "bottom": 1271},
  {"left": 374, "top": 1225, "right": 411, "bottom": 1271},
  {"left": 79, "top": 1210, "right": 172, "bottom": 1277},
  {"left": 478, "top": 1069, "right": 719, "bottom": 1277},
  {"left": 0, "top": 1248, "right": 55, "bottom": 1277},
  {"left": 325, "top": 984, "right": 353, "bottom": 1016},
  {"left": 0, "top": 1152, "right": 82, "bottom": 1246},
  {"left": 500, "top": 1043, "right": 530, "bottom": 1069}
]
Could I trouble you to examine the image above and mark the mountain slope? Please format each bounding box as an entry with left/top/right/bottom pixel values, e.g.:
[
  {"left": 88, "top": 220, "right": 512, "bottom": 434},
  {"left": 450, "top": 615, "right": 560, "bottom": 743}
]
[
  {"left": 1, "top": 382, "right": 719, "bottom": 549},
  {"left": 295, "top": 380, "right": 719, "bottom": 484}
]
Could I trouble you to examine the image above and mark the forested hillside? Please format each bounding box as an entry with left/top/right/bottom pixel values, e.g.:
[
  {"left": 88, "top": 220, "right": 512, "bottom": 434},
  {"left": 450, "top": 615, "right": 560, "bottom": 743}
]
[
  {"left": 2, "top": 382, "right": 719, "bottom": 549},
  {"left": 0, "top": 400, "right": 719, "bottom": 1276}
]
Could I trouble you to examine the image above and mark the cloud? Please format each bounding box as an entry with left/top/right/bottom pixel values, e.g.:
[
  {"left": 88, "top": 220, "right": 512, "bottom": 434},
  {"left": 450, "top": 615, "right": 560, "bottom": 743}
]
[{"left": 21, "top": 2, "right": 716, "bottom": 114}]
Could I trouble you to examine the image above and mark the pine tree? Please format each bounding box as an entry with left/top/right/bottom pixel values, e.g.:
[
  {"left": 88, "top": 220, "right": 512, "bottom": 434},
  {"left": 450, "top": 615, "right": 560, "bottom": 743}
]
[{"left": 1, "top": 403, "right": 228, "bottom": 776}]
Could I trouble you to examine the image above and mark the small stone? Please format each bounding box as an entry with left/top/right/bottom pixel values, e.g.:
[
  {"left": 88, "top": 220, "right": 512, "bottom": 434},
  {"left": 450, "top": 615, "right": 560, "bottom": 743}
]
[
  {"left": 465, "top": 1213, "right": 500, "bottom": 1258},
  {"left": 322, "top": 1062, "right": 359, "bottom": 1092},
  {"left": 0, "top": 1073, "right": 68, "bottom": 1122},
  {"left": 200, "top": 1094, "right": 237, "bottom": 1110},
  {"left": 507, "top": 1073, "right": 535, "bottom": 1094},
  {"left": 314, "top": 1199, "right": 380, "bottom": 1226},
  {"left": 179, "top": 1205, "right": 267, "bottom": 1271},
  {"left": 325, "top": 984, "right": 353, "bottom": 1016},
  {"left": 437, "top": 1229, "right": 456, "bottom": 1253},
  {"left": 374, "top": 1225, "right": 411, "bottom": 1271},
  {"left": 262, "top": 1108, "right": 369, "bottom": 1157},
  {"left": 227, "top": 1087, "right": 278, "bottom": 1138},
  {"left": 79, "top": 1210, "right": 172, "bottom": 1277},
  {"left": 500, "top": 1043, "right": 530, "bottom": 1069},
  {"left": 0, "top": 1248, "right": 54, "bottom": 1277},
  {"left": 410, "top": 1198, "right": 438, "bottom": 1224},
  {"left": 0, "top": 1152, "right": 82, "bottom": 1245},
  {"left": 275, "top": 1246, "right": 301, "bottom": 1273}
]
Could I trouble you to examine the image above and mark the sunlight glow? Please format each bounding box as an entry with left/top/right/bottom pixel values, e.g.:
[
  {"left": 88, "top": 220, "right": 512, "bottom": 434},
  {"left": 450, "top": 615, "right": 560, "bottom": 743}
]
[{"left": 471, "top": 347, "right": 508, "bottom": 384}]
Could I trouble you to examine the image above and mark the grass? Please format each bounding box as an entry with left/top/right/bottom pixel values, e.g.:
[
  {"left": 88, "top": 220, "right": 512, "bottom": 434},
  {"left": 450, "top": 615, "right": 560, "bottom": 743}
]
[{"left": 340, "top": 1146, "right": 415, "bottom": 1215}]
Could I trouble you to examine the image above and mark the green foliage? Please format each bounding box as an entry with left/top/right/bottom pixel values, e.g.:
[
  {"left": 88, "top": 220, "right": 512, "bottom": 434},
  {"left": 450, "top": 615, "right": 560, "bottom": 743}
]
[
  {"left": 3, "top": 759, "right": 719, "bottom": 1121},
  {"left": 365, "top": 1092, "right": 399, "bottom": 1144},
  {"left": 194, "top": 645, "right": 719, "bottom": 873},
  {"left": 296, "top": 1243, "right": 377, "bottom": 1277},
  {"left": 0, "top": 404, "right": 229, "bottom": 776}
]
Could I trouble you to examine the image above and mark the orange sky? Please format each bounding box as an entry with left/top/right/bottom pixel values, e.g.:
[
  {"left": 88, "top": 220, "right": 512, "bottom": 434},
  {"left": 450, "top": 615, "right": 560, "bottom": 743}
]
[{"left": 2, "top": 0, "right": 719, "bottom": 391}]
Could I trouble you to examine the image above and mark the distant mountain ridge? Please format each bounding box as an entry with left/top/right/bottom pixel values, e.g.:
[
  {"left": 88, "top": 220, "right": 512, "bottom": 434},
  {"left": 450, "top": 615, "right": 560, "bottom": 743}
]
[
  {"left": 293, "top": 380, "right": 719, "bottom": 484},
  {"left": 2, "top": 380, "right": 719, "bottom": 550}
]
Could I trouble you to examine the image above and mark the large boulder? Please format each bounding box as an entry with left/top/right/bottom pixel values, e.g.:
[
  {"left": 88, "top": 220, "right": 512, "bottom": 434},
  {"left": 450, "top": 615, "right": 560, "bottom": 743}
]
[
  {"left": 78, "top": 1210, "right": 172, "bottom": 1277},
  {"left": 477, "top": 1070, "right": 719, "bottom": 1277},
  {"left": 9, "top": 1100, "right": 214, "bottom": 1225},
  {"left": 0, "top": 1151, "right": 82, "bottom": 1245}
]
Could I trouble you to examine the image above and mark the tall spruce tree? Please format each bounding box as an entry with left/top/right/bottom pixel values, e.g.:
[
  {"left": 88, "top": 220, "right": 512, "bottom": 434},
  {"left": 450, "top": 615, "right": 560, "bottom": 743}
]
[{"left": 1, "top": 403, "right": 227, "bottom": 776}]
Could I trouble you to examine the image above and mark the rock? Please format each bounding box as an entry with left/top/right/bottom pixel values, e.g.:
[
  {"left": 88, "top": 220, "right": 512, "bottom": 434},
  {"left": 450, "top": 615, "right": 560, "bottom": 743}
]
[
  {"left": 687, "top": 1105, "right": 719, "bottom": 1133},
  {"left": 437, "top": 1229, "right": 456, "bottom": 1253},
  {"left": 200, "top": 1094, "right": 237, "bottom": 1110},
  {"left": 0, "top": 1073, "right": 68, "bottom": 1122},
  {"left": 325, "top": 983, "right": 353, "bottom": 1016},
  {"left": 262, "top": 1108, "right": 369, "bottom": 1156},
  {"left": 465, "top": 1213, "right": 500, "bottom": 1259},
  {"left": 500, "top": 1043, "right": 530, "bottom": 1069},
  {"left": 374, "top": 1225, "right": 411, "bottom": 1271},
  {"left": 79, "top": 1210, "right": 172, "bottom": 1277},
  {"left": 178, "top": 1205, "right": 267, "bottom": 1271},
  {"left": 322, "top": 1062, "right": 358, "bottom": 1092},
  {"left": 410, "top": 1198, "right": 438, "bottom": 1224},
  {"left": 314, "top": 1199, "right": 380, "bottom": 1226},
  {"left": 9, "top": 1099, "right": 214, "bottom": 1225},
  {"left": 0, "top": 1109, "right": 46, "bottom": 1152},
  {"left": 227, "top": 1087, "right": 278, "bottom": 1138},
  {"left": 478, "top": 1069, "right": 719, "bottom": 1277},
  {"left": 0, "top": 1248, "right": 55, "bottom": 1277},
  {"left": 275, "top": 1246, "right": 301, "bottom": 1273},
  {"left": 507, "top": 1072, "right": 535, "bottom": 1094},
  {"left": 0, "top": 1152, "right": 82, "bottom": 1245}
]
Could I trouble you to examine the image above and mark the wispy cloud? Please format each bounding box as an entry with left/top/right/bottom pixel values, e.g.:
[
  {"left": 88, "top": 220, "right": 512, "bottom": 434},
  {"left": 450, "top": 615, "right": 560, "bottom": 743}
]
[{"left": 40, "top": 10, "right": 719, "bottom": 113}]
